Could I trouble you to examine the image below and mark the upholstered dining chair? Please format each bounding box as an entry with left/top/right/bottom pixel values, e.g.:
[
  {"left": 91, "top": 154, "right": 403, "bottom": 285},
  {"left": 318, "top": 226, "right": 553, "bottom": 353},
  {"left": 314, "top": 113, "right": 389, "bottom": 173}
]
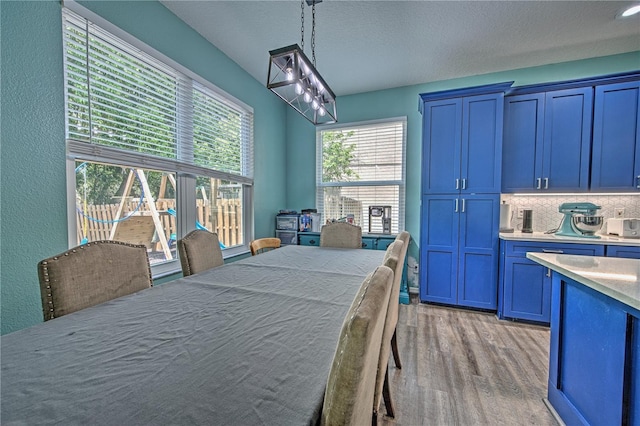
[
  {"left": 249, "top": 237, "right": 281, "bottom": 256},
  {"left": 321, "top": 265, "right": 393, "bottom": 426},
  {"left": 177, "top": 230, "right": 224, "bottom": 277},
  {"left": 373, "top": 240, "right": 407, "bottom": 421},
  {"left": 37, "top": 240, "right": 153, "bottom": 321},
  {"left": 319, "top": 222, "right": 362, "bottom": 249}
]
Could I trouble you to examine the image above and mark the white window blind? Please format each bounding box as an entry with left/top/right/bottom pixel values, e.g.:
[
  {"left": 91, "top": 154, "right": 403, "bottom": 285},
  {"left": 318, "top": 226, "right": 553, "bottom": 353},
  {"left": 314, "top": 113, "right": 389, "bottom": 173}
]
[
  {"left": 316, "top": 118, "right": 406, "bottom": 234},
  {"left": 62, "top": 9, "right": 253, "bottom": 182}
]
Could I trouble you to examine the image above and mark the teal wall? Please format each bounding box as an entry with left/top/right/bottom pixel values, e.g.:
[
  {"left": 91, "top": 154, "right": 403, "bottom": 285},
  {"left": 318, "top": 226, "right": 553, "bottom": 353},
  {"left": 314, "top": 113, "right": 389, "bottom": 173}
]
[
  {"left": 0, "top": 0, "right": 287, "bottom": 334},
  {"left": 284, "top": 52, "right": 640, "bottom": 287}
]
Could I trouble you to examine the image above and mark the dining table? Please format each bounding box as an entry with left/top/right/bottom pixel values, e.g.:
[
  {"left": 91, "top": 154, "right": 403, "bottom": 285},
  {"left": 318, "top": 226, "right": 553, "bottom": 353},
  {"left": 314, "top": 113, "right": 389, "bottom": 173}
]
[{"left": 1, "top": 245, "right": 386, "bottom": 425}]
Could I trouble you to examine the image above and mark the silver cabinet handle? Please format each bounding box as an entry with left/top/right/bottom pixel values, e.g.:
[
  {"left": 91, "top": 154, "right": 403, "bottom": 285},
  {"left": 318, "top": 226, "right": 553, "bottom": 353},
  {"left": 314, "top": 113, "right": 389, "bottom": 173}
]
[
  {"left": 546, "top": 268, "right": 551, "bottom": 278},
  {"left": 542, "top": 249, "right": 564, "bottom": 254},
  {"left": 462, "top": 178, "right": 467, "bottom": 190},
  {"left": 456, "top": 178, "right": 460, "bottom": 190},
  {"left": 536, "top": 178, "right": 542, "bottom": 189},
  {"left": 455, "top": 199, "right": 459, "bottom": 212},
  {"left": 544, "top": 178, "right": 549, "bottom": 189},
  {"left": 637, "top": 175, "right": 640, "bottom": 189},
  {"left": 461, "top": 198, "right": 466, "bottom": 213}
]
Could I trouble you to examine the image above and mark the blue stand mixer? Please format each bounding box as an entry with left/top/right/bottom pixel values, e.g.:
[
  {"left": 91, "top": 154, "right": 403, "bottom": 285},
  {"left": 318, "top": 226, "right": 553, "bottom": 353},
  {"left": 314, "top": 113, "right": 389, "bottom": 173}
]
[{"left": 555, "top": 202, "right": 604, "bottom": 239}]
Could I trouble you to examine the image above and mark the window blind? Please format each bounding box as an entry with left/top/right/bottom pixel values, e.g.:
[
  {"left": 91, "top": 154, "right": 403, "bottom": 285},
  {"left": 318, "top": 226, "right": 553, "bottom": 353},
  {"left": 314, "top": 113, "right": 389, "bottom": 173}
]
[
  {"left": 62, "top": 9, "right": 253, "bottom": 181},
  {"left": 316, "top": 118, "right": 406, "bottom": 233}
]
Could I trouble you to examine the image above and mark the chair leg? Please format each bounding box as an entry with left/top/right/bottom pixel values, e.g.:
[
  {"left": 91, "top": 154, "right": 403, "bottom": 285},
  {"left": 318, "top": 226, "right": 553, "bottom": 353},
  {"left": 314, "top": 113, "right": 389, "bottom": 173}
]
[
  {"left": 382, "top": 368, "right": 395, "bottom": 418},
  {"left": 391, "top": 328, "right": 402, "bottom": 369},
  {"left": 372, "top": 410, "right": 378, "bottom": 426}
]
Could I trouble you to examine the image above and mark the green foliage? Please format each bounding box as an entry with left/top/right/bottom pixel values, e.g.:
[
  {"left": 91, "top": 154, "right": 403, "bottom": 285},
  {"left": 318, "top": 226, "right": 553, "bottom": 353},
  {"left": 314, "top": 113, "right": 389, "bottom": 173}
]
[{"left": 322, "top": 130, "right": 358, "bottom": 182}]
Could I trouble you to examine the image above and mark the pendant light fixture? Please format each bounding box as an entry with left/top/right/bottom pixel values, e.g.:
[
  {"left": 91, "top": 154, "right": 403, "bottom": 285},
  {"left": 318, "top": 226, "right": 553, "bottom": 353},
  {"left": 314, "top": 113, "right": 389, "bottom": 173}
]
[{"left": 267, "top": 0, "right": 337, "bottom": 125}]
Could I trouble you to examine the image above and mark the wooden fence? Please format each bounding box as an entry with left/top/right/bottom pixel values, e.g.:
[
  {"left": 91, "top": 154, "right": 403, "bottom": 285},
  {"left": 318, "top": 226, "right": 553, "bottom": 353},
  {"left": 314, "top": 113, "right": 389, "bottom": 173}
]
[{"left": 76, "top": 199, "right": 243, "bottom": 250}]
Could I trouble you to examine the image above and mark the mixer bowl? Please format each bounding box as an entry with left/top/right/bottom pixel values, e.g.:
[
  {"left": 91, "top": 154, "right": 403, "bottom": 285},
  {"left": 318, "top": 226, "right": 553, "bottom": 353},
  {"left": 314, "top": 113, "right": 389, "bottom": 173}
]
[{"left": 571, "top": 215, "right": 604, "bottom": 235}]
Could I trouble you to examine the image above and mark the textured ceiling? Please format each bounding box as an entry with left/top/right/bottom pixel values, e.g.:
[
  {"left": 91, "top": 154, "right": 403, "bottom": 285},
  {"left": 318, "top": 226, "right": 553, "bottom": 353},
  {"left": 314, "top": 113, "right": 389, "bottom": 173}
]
[{"left": 160, "top": 1, "right": 640, "bottom": 96}]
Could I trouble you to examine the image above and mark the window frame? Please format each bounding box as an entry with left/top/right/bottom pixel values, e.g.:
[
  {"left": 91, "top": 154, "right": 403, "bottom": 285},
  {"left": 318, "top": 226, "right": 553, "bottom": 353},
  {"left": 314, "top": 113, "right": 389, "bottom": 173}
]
[
  {"left": 63, "top": 2, "right": 254, "bottom": 277},
  {"left": 315, "top": 117, "right": 407, "bottom": 234}
]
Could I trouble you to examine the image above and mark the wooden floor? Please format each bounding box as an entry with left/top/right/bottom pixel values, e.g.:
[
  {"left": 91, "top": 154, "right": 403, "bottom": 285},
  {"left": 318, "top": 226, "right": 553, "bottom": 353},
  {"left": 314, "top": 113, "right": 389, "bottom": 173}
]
[{"left": 379, "top": 295, "right": 558, "bottom": 425}]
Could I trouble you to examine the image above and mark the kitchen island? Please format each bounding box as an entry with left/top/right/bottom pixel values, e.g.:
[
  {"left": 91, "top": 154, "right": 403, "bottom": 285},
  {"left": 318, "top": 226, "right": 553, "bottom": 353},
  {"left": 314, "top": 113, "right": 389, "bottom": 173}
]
[{"left": 527, "top": 252, "right": 640, "bottom": 425}]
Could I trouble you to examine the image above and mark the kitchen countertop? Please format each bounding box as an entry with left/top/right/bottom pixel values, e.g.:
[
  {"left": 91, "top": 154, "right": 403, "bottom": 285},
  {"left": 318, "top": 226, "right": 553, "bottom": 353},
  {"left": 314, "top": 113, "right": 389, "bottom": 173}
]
[
  {"left": 499, "top": 231, "right": 640, "bottom": 246},
  {"left": 527, "top": 252, "right": 640, "bottom": 311}
]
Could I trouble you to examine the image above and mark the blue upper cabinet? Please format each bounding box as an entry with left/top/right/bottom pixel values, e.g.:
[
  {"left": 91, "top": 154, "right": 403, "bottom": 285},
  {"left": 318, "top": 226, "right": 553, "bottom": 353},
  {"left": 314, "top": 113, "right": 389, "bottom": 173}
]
[
  {"left": 591, "top": 81, "right": 640, "bottom": 192},
  {"left": 421, "top": 84, "right": 508, "bottom": 195},
  {"left": 502, "top": 87, "right": 593, "bottom": 192}
]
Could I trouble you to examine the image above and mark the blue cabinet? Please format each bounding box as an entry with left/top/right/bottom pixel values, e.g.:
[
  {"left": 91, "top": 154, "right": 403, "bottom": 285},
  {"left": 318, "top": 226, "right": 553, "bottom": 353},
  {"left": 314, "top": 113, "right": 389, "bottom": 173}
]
[
  {"left": 420, "top": 194, "right": 499, "bottom": 309},
  {"left": 606, "top": 244, "right": 640, "bottom": 259},
  {"left": 502, "top": 87, "right": 593, "bottom": 192},
  {"left": 421, "top": 92, "right": 504, "bottom": 194},
  {"left": 591, "top": 81, "right": 640, "bottom": 192},
  {"left": 499, "top": 241, "right": 604, "bottom": 324},
  {"left": 548, "top": 273, "right": 640, "bottom": 425},
  {"left": 298, "top": 233, "right": 320, "bottom": 246}
]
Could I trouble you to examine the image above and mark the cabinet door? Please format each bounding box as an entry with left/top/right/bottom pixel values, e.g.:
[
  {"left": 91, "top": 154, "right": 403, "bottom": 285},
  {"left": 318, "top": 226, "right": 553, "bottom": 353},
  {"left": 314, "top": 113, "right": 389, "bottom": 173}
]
[
  {"left": 421, "top": 98, "right": 462, "bottom": 194},
  {"left": 502, "top": 257, "right": 551, "bottom": 323},
  {"left": 542, "top": 87, "right": 593, "bottom": 191},
  {"left": 606, "top": 245, "right": 640, "bottom": 259},
  {"left": 298, "top": 234, "right": 320, "bottom": 247},
  {"left": 420, "top": 195, "right": 459, "bottom": 304},
  {"left": 457, "top": 194, "right": 499, "bottom": 309},
  {"left": 591, "top": 81, "right": 640, "bottom": 191},
  {"left": 461, "top": 93, "right": 504, "bottom": 193},
  {"left": 502, "top": 94, "right": 545, "bottom": 192}
]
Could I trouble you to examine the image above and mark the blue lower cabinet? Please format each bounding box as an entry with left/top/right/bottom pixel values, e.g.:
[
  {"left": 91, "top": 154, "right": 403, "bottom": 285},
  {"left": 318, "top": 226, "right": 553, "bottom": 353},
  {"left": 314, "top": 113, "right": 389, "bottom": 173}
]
[
  {"left": 606, "top": 244, "right": 640, "bottom": 259},
  {"left": 420, "top": 194, "right": 499, "bottom": 310},
  {"left": 298, "top": 234, "right": 320, "bottom": 246},
  {"left": 548, "top": 274, "right": 637, "bottom": 425},
  {"left": 361, "top": 237, "right": 376, "bottom": 250},
  {"left": 499, "top": 241, "right": 605, "bottom": 325},
  {"left": 376, "top": 237, "right": 395, "bottom": 251}
]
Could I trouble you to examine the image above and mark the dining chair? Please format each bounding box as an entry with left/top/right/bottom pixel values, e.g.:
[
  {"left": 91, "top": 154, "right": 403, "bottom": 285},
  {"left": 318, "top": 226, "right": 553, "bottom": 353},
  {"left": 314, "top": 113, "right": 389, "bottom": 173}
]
[
  {"left": 177, "top": 229, "right": 224, "bottom": 276},
  {"left": 319, "top": 222, "right": 362, "bottom": 249},
  {"left": 249, "top": 237, "right": 281, "bottom": 256},
  {"left": 37, "top": 240, "right": 153, "bottom": 321},
  {"left": 321, "top": 265, "right": 393, "bottom": 426},
  {"left": 390, "top": 231, "right": 410, "bottom": 367},
  {"left": 373, "top": 240, "right": 407, "bottom": 421}
]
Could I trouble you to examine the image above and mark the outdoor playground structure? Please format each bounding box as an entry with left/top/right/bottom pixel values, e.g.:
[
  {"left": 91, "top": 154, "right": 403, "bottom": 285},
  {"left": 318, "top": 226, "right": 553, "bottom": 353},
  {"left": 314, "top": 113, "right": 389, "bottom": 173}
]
[{"left": 76, "top": 167, "right": 240, "bottom": 261}]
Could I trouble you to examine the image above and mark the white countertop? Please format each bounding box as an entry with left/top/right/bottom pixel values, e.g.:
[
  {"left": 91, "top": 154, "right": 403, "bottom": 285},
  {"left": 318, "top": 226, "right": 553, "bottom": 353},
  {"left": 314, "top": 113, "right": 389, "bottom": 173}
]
[
  {"left": 527, "top": 252, "right": 640, "bottom": 311},
  {"left": 500, "top": 231, "right": 640, "bottom": 246}
]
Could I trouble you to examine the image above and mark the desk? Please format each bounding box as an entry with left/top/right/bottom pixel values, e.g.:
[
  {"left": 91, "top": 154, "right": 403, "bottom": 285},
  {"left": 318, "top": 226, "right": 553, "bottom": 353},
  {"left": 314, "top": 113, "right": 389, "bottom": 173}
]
[{"left": 1, "top": 246, "right": 385, "bottom": 425}]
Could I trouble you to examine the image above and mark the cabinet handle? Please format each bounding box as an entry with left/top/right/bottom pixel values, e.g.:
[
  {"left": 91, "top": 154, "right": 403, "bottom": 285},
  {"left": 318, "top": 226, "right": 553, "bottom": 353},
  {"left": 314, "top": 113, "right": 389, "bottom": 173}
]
[
  {"left": 456, "top": 178, "right": 460, "bottom": 190},
  {"left": 461, "top": 198, "right": 466, "bottom": 213},
  {"left": 454, "top": 199, "right": 459, "bottom": 213},
  {"left": 637, "top": 175, "right": 640, "bottom": 189},
  {"left": 546, "top": 268, "right": 551, "bottom": 278},
  {"left": 462, "top": 178, "right": 467, "bottom": 190},
  {"left": 542, "top": 249, "right": 564, "bottom": 254},
  {"left": 544, "top": 178, "right": 549, "bottom": 189},
  {"left": 309, "top": 239, "right": 316, "bottom": 245},
  {"left": 536, "top": 178, "right": 542, "bottom": 190}
]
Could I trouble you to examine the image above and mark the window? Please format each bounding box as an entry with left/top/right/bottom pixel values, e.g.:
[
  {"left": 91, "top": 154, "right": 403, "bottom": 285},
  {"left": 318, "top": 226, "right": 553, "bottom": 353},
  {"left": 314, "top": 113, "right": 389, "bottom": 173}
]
[
  {"left": 62, "top": 6, "right": 253, "bottom": 275},
  {"left": 316, "top": 118, "right": 406, "bottom": 234}
]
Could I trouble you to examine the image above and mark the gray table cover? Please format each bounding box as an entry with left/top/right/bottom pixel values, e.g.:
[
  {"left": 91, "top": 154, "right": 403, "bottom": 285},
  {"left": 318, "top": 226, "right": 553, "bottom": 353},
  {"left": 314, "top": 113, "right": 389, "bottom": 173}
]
[{"left": 1, "top": 245, "right": 385, "bottom": 425}]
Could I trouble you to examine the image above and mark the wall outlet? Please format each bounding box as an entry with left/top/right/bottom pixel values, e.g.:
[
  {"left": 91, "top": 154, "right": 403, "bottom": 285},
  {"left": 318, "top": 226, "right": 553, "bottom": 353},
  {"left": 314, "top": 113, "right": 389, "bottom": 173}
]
[
  {"left": 413, "top": 264, "right": 419, "bottom": 274},
  {"left": 614, "top": 208, "right": 625, "bottom": 218},
  {"left": 517, "top": 208, "right": 524, "bottom": 219}
]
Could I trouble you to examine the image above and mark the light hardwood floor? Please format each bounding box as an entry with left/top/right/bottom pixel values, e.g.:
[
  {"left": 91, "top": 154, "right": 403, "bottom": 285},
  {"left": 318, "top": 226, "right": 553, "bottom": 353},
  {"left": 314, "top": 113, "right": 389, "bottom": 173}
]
[{"left": 379, "top": 296, "right": 558, "bottom": 425}]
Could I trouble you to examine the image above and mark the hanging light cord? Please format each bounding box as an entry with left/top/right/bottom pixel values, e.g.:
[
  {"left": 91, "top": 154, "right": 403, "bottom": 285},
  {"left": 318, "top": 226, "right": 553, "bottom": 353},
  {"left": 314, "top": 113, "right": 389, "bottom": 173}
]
[
  {"left": 311, "top": 1, "right": 316, "bottom": 66},
  {"left": 300, "top": 0, "right": 305, "bottom": 52}
]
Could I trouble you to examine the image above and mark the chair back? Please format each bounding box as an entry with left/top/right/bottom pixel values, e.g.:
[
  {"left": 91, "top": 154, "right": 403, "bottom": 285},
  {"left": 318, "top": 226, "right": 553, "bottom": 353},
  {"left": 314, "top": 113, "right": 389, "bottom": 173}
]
[
  {"left": 250, "top": 237, "right": 281, "bottom": 256},
  {"left": 373, "top": 240, "right": 406, "bottom": 414},
  {"left": 321, "top": 265, "right": 393, "bottom": 426},
  {"left": 37, "top": 240, "right": 152, "bottom": 321},
  {"left": 177, "top": 230, "right": 224, "bottom": 276},
  {"left": 320, "top": 222, "right": 362, "bottom": 249}
]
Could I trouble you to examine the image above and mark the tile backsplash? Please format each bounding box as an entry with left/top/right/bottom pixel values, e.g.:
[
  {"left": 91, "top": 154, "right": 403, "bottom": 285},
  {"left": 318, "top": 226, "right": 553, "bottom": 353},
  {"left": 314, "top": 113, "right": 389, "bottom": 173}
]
[{"left": 501, "top": 194, "right": 640, "bottom": 233}]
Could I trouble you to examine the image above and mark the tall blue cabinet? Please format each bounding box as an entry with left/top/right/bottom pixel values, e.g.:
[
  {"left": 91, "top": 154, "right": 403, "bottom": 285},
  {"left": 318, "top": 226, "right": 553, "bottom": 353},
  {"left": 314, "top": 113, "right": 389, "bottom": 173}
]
[{"left": 419, "top": 83, "right": 510, "bottom": 309}]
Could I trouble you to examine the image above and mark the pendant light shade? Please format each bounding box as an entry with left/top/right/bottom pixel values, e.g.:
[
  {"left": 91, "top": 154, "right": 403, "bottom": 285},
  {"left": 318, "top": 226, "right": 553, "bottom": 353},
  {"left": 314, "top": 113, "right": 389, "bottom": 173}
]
[
  {"left": 266, "top": 0, "right": 337, "bottom": 125},
  {"left": 267, "top": 44, "right": 337, "bottom": 125}
]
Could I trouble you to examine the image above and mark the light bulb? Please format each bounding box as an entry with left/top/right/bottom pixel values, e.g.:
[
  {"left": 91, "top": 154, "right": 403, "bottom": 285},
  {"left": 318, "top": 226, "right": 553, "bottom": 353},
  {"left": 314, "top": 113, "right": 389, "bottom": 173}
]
[
  {"left": 303, "top": 89, "right": 312, "bottom": 103},
  {"left": 295, "top": 82, "right": 304, "bottom": 95},
  {"left": 318, "top": 106, "right": 326, "bottom": 117},
  {"left": 285, "top": 67, "right": 294, "bottom": 81},
  {"left": 311, "top": 98, "right": 320, "bottom": 110}
]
